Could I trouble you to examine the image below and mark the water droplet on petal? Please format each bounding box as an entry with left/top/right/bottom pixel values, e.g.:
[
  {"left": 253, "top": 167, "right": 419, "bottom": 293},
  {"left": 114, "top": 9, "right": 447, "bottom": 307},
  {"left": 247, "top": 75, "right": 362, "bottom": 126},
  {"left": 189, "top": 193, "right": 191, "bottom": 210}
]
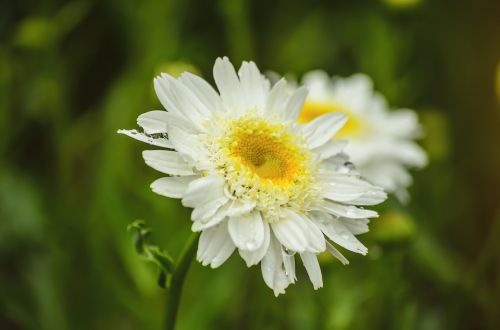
[{"left": 346, "top": 206, "right": 357, "bottom": 217}]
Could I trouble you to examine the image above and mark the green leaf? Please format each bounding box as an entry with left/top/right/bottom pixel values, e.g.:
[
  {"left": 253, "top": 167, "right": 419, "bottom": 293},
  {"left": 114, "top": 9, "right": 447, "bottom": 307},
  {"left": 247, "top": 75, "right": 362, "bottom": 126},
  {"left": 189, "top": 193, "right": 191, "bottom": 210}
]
[
  {"left": 149, "top": 246, "right": 175, "bottom": 274},
  {"left": 157, "top": 270, "right": 167, "bottom": 289},
  {"left": 127, "top": 220, "right": 176, "bottom": 289}
]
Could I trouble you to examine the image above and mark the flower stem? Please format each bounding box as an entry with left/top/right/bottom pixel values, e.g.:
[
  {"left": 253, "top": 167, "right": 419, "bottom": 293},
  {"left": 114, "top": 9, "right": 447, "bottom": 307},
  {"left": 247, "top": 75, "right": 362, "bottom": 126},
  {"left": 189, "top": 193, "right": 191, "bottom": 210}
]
[{"left": 164, "top": 232, "right": 200, "bottom": 330}]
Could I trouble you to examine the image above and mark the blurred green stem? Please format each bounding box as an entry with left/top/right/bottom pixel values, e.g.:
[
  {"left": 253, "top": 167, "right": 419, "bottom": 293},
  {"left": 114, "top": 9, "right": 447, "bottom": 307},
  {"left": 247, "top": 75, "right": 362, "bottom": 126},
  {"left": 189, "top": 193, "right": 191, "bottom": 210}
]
[{"left": 164, "top": 232, "right": 200, "bottom": 330}]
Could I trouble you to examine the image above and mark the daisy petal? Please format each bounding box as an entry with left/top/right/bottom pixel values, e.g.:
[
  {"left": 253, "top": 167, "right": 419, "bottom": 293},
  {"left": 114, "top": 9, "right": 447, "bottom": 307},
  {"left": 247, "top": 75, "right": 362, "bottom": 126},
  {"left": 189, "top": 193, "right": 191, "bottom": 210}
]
[
  {"left": 314, "top": 140, "right": 348, "bottom": 160},
  {"left": 322, "top": 175, "right": 376, "bottom": 202},
  {"left": 341, "top": 218, "right": 370, "bottom": 235},
  {"left": 285, "top": 86, "right": 308, "bottom": 121},
  {"left": 228, "top": 212, "right": 265, "bottom": 251},
  {"left": 191, "top": 195, "right": 229, "bottom": 223},
  {"left": 191, "top": 200, "right": 232, "bottom": 232},
  {"left": 137, "top": 110, "right": 169, "bottom": 134},
  {"left": 300, "top": 252, "right": 323, "bottom": 290},
  {"left": 271, "top": 214, "right": 308, "bottom": 253},
  {"left": 348, "top": 188, "right": 387, "bottom": 206},
  {"left": 167, "top": 125, "right": 206, "bottom": 162},
  {"left": 161, "top": 74, "right": 213, "bottom": 124},
  {"left": 117, "top": 129, "right": 173, "bottom": 149},
  {"left": 197, "top": 221, "right": 235, "bottom": 268},
  {"left": 326, "top": 241, "right": 349, "bottom": 265},
  {"left": 272, "top": 210, "right": 325, "bottom": 253},
  {"left": 319, "top": 218, "right": 368, "bottom": 255},
  {"left": 300, "top": 113, "right": 347, "bottom": 148},
  {"left": 226, "top": 200, "right": 257, "bottom": 217},
  {"left": 261, "top": 236, "right": 294, "bottom": 296},
  {"left": 213, "top": 57, "right": 244, "bottom": 113},
  {"left": 265, "top": 79, "right": 289, "bottom": 118},
  {"left": 153, "top": 75, "right": 206, "bottom": 131},
  {"left": 150, "top": 176, "right": 197, "bottom": 198},
  {"left": 239, "top": 221, "right": 270, "bottom": 266},
  {"left": 179, "top": 72, "right": 222, "bottom": 113},
  {"left": 182, "top": 175, "right": 225, "bottom": 208},
  {"left": 238, "top": 61, "right": 270, "bottom": 110},
  {"left": 282, "top": 248, "right": 296, "bottom": 281},
  {"left": 321, "top": 200, "right": 378, "bottom": 219},
  {"left": 142, "top": 150, "right": 194, "bottom": 175}
]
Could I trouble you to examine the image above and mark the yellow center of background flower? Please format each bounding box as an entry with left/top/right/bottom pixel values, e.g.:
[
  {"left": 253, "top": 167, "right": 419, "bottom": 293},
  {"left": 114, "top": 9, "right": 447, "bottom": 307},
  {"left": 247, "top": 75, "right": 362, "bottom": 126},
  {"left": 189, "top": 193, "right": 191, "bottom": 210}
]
[{"left": 299, "top": 101, "right": 365, "bottom": 138}]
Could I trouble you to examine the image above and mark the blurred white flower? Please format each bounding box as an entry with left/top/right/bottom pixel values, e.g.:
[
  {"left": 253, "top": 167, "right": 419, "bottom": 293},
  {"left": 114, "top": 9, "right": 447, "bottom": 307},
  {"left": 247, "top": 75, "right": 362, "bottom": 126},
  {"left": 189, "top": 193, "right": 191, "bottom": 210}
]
[
  {"left": 119, "top": 58, "right": 386, "bottom": 296},
  {"left": 298, "top": 72, "right": 428, "bottom": 202}
]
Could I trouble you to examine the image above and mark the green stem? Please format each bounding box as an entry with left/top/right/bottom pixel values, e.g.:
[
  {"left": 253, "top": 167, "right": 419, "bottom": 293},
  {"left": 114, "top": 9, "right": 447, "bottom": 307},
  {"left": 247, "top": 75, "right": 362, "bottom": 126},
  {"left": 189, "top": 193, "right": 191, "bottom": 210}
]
[{"left": 164, "top": 232, "right": 200, "bottom": 330}]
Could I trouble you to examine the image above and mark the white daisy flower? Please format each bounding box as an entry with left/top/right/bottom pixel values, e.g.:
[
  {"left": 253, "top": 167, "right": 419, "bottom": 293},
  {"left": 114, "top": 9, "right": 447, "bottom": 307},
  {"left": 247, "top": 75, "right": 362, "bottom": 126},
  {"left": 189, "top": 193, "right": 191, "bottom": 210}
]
[
  {"left": 297, "top": 71, "right": 428, "bottom": 202},
  {"left": 119, "top": 58, "right": 386, "bottom": 296}
]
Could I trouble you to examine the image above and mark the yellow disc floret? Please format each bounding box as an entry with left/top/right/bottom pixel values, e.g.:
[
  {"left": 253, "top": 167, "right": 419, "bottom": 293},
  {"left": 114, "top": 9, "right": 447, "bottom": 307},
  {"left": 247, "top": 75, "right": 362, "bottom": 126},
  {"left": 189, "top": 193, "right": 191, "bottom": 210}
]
[
  {"left": 299, "top": 101, "right": 366, "bottom": 138},
  {"left": 204, "top": 113, "right": 320, "bottom": 222}
]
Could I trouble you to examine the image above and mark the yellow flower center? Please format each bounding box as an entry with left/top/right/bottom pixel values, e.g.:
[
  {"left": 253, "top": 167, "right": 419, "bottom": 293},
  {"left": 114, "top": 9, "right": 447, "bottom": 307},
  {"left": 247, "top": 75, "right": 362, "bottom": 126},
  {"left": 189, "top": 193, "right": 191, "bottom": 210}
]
[
  {"left": 205, "top": 113, "right": 320, "bottom": 222},
  {"left": 299, "top": 101, "right": 365, "bottom": 138},
  {"left": 231, "top": 131, "right": 301, "bottom": 185}
]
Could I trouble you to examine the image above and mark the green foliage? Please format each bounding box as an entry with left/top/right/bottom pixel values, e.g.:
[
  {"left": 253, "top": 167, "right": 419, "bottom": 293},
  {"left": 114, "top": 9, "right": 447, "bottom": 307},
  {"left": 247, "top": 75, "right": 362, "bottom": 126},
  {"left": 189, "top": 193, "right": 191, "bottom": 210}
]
[{"left": 128, "top": 220, "right": 175, "bottom": 288}]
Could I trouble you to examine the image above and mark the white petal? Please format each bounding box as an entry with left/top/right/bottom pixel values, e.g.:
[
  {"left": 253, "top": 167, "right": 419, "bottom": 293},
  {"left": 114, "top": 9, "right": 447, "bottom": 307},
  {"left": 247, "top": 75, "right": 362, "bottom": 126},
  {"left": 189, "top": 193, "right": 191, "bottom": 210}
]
[
  {"left": 321, "top": 200, "right": 378, "bottom": 219},
  {"left": 192, "top": 198, "right": 258, "bottom": 232},
  {"left": 300, "top": 112, "right": 347, "bottom": 148},
  {"left": 281, "top": 248, "right": 296, "bottom": 281},
  {"left": 197, "top": 221, "right": 235, "bottom": 268},
  {"left": 272, "top": 210, "right": 325, "bottom": 253},
  {"left": 326, "top": 241, "right": 349, "bottom": 265},
  {"left": 191, "top": 199, "right": 232, "bottom": 232},
  {"left": 213, "top": 57, "right": 245, "bottom": 113},
  {"left": 385, "top": 109, "right": 422, "bottom": 138},
  {"left": 285, "top": 86, "right": 308, "bottom": 121},
  {"left": 271, "top": 214, "right": 308, "bottom": 253},
  {"left": 322, "top": 174, "right": 379, "bottom": 202},
  {"left": 238, "top": 61, "right": 269, "bottom": 110},
  {"left": 228, "top": 212, "right": 265, "bottom": 251},
  {"left": 314, "top": 140, "right": 348, "bottom": 160},
  {"left": 191, "top": 195, "right": 229, "bottom": 223},
  {"left": 150, "top": 176, "right": 197, "bottom": 198},
  {"left": 300, "top": 252, "right": 323, "bottom": 290},
  {"left": 162, "top": 74, "right": 213, "bottom": 122},
  {"left": 348, "top": 188, "right": 387, "bottom": 206},
  {"left": 226, "top": 199, "right": 256, "bottom": 217},
  {"left": 261, "top": 235, "right": 294, "bottom": 296},
  {"left": 153, "top": 75, "right": 205, "bottom": 131},
  {"left": 162, "top": 111, "right": 196, "bottom": 132},
  {"left": 137, "top": 110, "right": 169, "bottom": 134},
  {"left": 117, "top": 129, "right": 173, "bottom": 149},
  {"left": 302, "top": 70, "right": 332, "bottom": 99},
  {"left": 142, "top": 150, "right": 194, "bottom": 175},
  {"left": 154, "top": 76, "right": 185, "bottom": 118},
  {"left": 318, "top": 218, "right": 368, "bottom": 255},
  {"left": 265, "top": 79, "right": 289, "bottom": 118},
  {"left": 167, "top": 125, "right": 206, "bottom": 162},
  {"left": 179, "top": 72, "right": 222, "bottom": 113},
  {"left": 239, "top": 221, "right": 270, "bottom": 266},
  {"left": 182, "top": 175, "right": 225, "bottom": 208},
  {"left": 341, "top": 218, "right": 370, "bottom": 235},
  {"left": 379, "top": 140, "right": 428, "bottom": 168}
]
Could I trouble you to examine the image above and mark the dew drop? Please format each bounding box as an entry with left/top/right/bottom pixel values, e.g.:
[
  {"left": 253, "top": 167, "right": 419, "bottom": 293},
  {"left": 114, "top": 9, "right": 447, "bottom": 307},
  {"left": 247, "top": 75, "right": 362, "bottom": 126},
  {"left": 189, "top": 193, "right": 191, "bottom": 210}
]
[
  {"left": 345, "top": 206, "right": 357, "bottom": 217},
  {"left": 245, "top": 240, "right": 257, "bottom": 250}
]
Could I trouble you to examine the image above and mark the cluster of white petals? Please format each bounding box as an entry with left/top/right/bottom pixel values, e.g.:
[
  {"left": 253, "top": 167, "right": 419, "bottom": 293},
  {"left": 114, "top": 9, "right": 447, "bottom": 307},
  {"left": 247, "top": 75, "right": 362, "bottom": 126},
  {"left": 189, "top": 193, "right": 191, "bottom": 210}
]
[
  {"left": 119, "top": 58, "right": 387, "bottom": 295},
  {"left": 298, "top": 72, "right": 427, "bottom": 202}
]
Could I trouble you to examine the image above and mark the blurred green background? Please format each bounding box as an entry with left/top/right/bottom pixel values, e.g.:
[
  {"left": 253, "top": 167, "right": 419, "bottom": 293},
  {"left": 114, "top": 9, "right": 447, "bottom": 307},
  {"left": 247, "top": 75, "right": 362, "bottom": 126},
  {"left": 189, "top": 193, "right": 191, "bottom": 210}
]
[{"left": 1, "top": 0, "right": 500, "bottom": 329}]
